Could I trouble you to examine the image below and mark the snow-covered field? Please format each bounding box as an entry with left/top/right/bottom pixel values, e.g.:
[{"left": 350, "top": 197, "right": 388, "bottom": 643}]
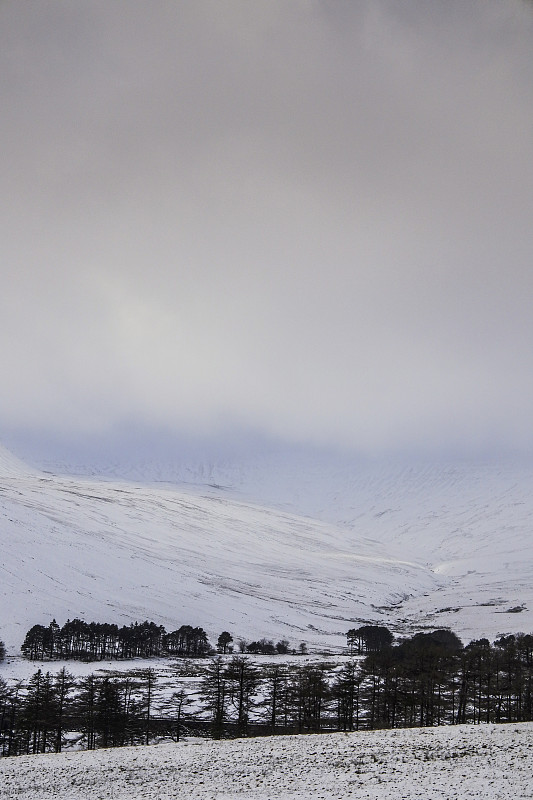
[
  {"left": 1, "top": 442, "right": 533, "bottom": 656},
  {"left": 1, "top": 722, "right": 532, "bottom": 799}
]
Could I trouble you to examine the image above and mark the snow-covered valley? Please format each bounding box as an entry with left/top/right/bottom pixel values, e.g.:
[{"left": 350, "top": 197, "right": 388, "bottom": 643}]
[{"left": 1, "top": 443, "right": 533, "bottom": 654}]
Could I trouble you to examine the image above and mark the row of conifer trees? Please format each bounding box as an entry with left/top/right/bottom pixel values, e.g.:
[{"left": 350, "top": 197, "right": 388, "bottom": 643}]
[
  {"left": 2, "top": 627, "right": 533, "bottom": 756},
  {"left": 21, "top": 619, "right": 211, "bottom": 661},
  {"left": 20, "top": 619, "right": 296, "bottom": 661}
]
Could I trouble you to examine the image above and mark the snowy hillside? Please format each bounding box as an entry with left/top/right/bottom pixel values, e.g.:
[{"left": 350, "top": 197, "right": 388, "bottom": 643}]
[
  {"left": 1, "top": 443, "right": 533, "bottom": 653},
  {"left": 1, "top": 722, "right": 532, "bottom": 799},
  {"left": 0, "top": 449, "right": 437, "bottom": 653},
  {"left": 0, "top": 444, "right": 31, "bottom": 478}
]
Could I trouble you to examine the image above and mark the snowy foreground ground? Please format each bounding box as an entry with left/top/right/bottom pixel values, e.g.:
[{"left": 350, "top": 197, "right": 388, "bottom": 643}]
[{"left": 1, "top": 723, "right": 532, "bottom": 800}]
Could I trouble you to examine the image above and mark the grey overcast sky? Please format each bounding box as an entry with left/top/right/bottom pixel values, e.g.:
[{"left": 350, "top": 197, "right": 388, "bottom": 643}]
[{"left": 1, "top": 0, "right": 533, "bottom": 460}]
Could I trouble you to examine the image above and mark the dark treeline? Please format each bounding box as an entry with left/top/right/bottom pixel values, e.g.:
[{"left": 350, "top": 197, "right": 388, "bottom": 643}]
[
  {"left": 20, "top": 620, "right": 299, "bottom": 662},
  {"left": 21, "top": 619, "right": 211, "bottom": 661},
  {"left": 346, "top": 624, "right": 394, "bottom": 654},
  {"left": 0, "top": 667, "right": 159, "bottom": 756},
  {"left": 350, "top": 629, "right": 533, "bottom": 730},
  {"left": 2, "top": 626, "right": 533, "bottom": 757}
]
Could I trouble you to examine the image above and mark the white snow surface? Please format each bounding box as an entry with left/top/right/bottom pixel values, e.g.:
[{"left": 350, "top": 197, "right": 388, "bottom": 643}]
[
  {"left": 0, "top": 444, "right": 31, "bottom": 478},
  {"left": 1, "top": 443, "right": 533, "bottom": 652},
  {"left": 1, "top": 722, "right": 532, "bottom": 799}
]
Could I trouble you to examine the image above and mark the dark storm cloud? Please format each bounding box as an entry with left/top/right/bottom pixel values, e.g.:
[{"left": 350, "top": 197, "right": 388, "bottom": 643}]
[{"left": 1, "top": 0, "right": 533, "bottom": 455}]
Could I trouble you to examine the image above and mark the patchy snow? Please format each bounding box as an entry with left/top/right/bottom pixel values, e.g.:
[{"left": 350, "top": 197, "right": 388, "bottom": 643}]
[{"left": 1, "top": 722, "right": 532, "bottom": 799}]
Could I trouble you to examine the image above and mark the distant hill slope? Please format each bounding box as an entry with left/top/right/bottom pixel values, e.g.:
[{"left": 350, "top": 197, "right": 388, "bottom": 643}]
[
  {"left": 1, "top": 445, "right": 532, "bottom": 653},
  {"left": 0, "top": 443, "right": 31, "bottom": 478},
  {"left": 0, "top": 467, "right": 438, "bottom": 653}
]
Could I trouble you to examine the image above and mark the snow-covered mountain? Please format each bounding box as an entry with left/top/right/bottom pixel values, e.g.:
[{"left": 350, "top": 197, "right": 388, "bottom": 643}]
[{"left": 1, "top": 443, "right": 532, "bottom": 654}]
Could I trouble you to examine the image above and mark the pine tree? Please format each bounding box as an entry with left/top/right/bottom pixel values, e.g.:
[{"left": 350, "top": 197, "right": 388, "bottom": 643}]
[
  {"left": 217, "top": 631, "right": 233, "bottom": 654},
  {"left": 77, "top": 674, "right": 99, "bottom": 750},
  {"left": 260, "top": 663, "right": 288, "bottom": 733},
  {"left": 20, "top": 670, "right": 59, "bottom": 754},
  {"left": 200, "top": 657, "right": 228, "bottom": 738},
  {"left": 332, "top": 660, "right": 361, "bottom": 731},
  {"left": 225, "top": 657, "right": 259, "bottom": 735},
  {"left": 53, "top": 667, "right": 75, "bottom": 752}
]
